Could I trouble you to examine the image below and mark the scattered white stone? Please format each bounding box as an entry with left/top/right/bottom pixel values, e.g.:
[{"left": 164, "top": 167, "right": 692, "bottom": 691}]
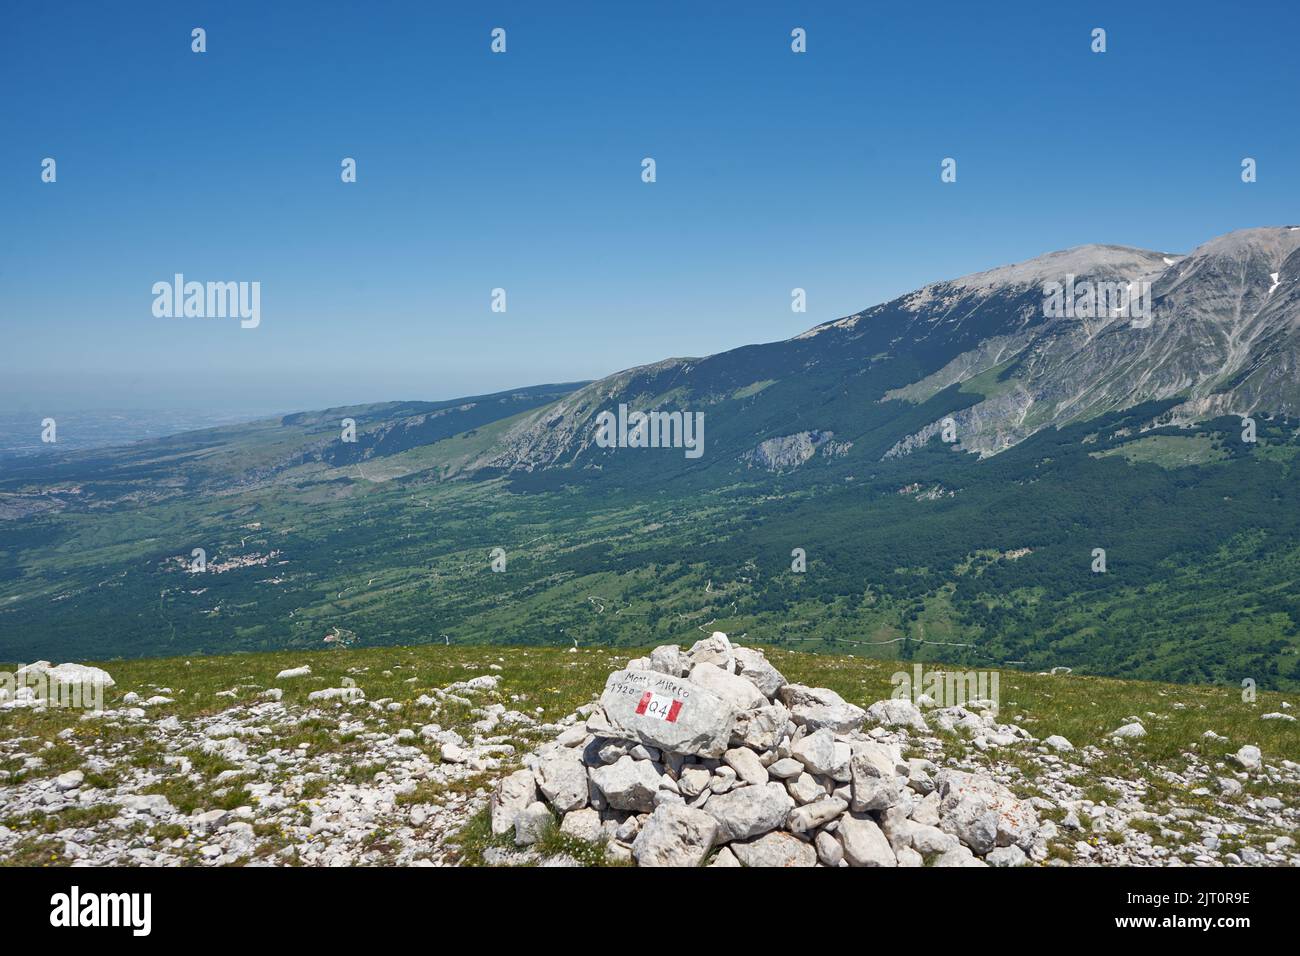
[
  {"left": 308, "top": 687, "right": 363, "bottom": 703},
  {"left": 490, "top": 769, "right": 537, "bottom": 836},
  {"left": 559, "top": 808, "right": 603, "bottom": 843},
  {"left": 17, "top": 661, "right": 115, "bottom": 687},
  {"left": 1229, "top": 745, "right": 1262, "bottom": 772},
  {"left": 864, "top": 698, "right": 929, "bottom": 733},
  {"left": 514, "top": 802, "right": 552, "bottom": 846},
  {"left": 1112, "top": 722, "right": 1146, "bottom": 739}
]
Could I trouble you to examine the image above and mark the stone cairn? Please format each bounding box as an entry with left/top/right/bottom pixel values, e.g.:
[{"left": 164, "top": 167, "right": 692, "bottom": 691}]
[{"left": 490, "top": 633, "right": 1048, "bottom": 866}]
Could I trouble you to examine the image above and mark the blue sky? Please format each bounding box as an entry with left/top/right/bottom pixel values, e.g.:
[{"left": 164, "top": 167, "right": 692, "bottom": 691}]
[{"left": 2, "top": 0, "right": 1297, "bottom": 413}]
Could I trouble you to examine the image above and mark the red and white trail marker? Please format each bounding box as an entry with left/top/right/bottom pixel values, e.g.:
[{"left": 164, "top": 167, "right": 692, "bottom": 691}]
[{"left": 635, "top": 691, "right": 683, "bottom": 723}]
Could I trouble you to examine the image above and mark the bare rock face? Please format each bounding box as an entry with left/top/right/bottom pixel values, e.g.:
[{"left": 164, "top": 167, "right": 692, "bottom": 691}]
[
  {"left": 882, "top": 227, "right": 1300, "bottom": 459},
  {"left": 742, "top": 431, "right": 851, "bottom": 472}
]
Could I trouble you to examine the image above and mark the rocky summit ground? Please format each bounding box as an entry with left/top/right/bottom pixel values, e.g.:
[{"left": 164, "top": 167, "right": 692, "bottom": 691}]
[{"left": 0, "top": 640, "right": 1296, "bottom": 867}]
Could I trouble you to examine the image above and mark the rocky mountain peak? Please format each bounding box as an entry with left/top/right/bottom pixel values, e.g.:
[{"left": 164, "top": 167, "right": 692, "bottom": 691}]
[
  {"left": 1180, "top": 225, "right": 1300, "bottom": 265},
  {"left": 942, "top": 243, "right": 1177, "bottom": 293}
]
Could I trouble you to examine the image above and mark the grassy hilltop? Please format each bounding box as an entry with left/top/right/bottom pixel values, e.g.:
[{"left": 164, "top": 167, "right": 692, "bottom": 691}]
[{"left": 1, "top": 643, "right": 1296, "bottom": 866}]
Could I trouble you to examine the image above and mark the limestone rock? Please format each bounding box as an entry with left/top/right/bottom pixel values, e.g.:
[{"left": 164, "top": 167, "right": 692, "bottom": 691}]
[
  {"left": 709, "top": 846, "right": 741, "bottom": 867},
  {"left": 491, "top": 769, "right": 538, "bottom": 836},
  {"left": 788, "top": 796, "right": 848, "bottom": 835},
  {"left": 865, "top": 698, "right": 929, "bottom": 733},
  {"left": 689, "top": 662, "right": 767, "bottom": 712},
  {"left": 589, "top": 756, "right": 662, "bottom": 813},
  {"left": 678, "top": 766, "right": 712, "bottom": 797},
  {"left": 594, "top": 669, "right": 739, "bottom": 758},
  {"left": 837, "top": 812, "right": 897, "bottom": 867},
  {"left": 786, "top": 772, "right": 826, "bottom": 805},
  {"left": 767, "top": 757, "right": 805, "bottom": 780},
  {"left": 536, "top": 750, "right": 589, "bottom": 813},
  {"left": 1230, "top": 745, "right": 1263, "bottom": 772},
  {"left": 732, "top": 647, "right": 787, "bottom": 698},
  {"left": 723, "top": 747, "right": 768, "bottom": 786},
  {"left": 17, "top": 661, "right": 115, "bottom": 688},
  {"left": 706, "top": 782, "right": 794, "bottom": 843},
  {"left": 631, "top": 803, "right": 718, "bottom": 867},
  {"left": 934, "top": 768, "right": 1039, "bottom": 852},
  {"left": 790, "top": 727, "right": 838, "bottom": 776},
  {"left": 941, "top": 796, "right": 999, "bottom": 855},
  {"left": 780, "top": 684, "right": 867, "bottom": 734},
  {"left": 934, "top": 844, "right": 988, "bottom": 867},
  {"left": 731, "top": 703, "right": 790, "bottom": 751},
  {"left": 560, "top": 808, "right": 604, "bottom": 842},
  {"left": 687, "top": 632, "right": 735, "bottom": 671},
  {"left": 649, "top": 644, "right": 690, "bottom": 678},
  {"left": 849, "top": 742, "right": 904, "bottom": 813},
  {"left": 815, "top": 829, "right": 843, "bottom": 866},
  {"left": 731, "top": 831, "right": 817, "bottom": 867},
  {"left": 986, "top": 845, "right": 1028, "bottom": 867},
  {"left": 514, "top": 802, "right": 552, "bottom": 846}
]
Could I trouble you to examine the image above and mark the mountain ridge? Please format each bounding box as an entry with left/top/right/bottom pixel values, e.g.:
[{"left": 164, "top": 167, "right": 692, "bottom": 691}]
[{"left": 460, "top": 225, "right": 1300, "bottom": 471}]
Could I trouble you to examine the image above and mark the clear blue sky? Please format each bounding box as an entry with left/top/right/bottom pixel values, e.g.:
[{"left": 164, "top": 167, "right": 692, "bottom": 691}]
[{"left": 2, "top": 0, "right": 1297, "bottom": 413}]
